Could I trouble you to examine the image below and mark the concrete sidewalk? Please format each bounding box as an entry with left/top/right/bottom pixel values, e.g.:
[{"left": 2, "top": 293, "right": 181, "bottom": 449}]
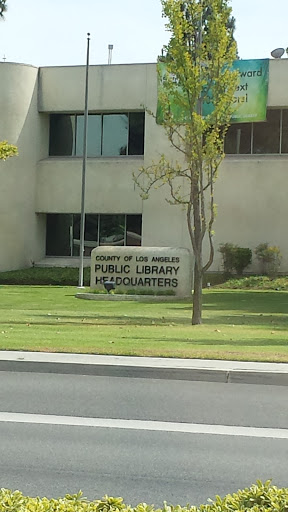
[{"left": 0, "top": 351, "right": 288, "bottom": 386}]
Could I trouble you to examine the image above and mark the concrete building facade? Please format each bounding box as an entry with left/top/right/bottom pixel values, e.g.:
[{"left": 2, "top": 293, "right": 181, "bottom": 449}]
[{"left": 0, "top": 59, "right": 288, "bottom": 273}]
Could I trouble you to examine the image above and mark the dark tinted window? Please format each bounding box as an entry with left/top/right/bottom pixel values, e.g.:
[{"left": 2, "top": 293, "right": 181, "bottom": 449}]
[
  {"left": 72, "top": 214, "right": 99, "bottom": 256},
  {"left": 76, "top": 115, "right": 101, "bottom": 157},
  {"left": 253, "top": 110, "right": 280, "bottom": 154},
  {"left": 102, "top": 115, "right": 128, "bottom": 156},
  {"left": 100, "top": 214, "right": 125, "bottom": 245},
  {"left": 281, "top": 110, "right": 288, "bottom": 154},
  {"left": 129, "top": 112, "right": 145, "bottom": 155},
  {"left": 49, "top": 115, "right": 75, "bottom": 156},
  {"left": 126, "top": 214, "right": 142, "bottom": 246},
  {"left": 224, "top": 123, "right": 251, "bottom": 154},
  {"left": 46, "top": 213, "right": 142, "bottom": 256},
  {"left": 49, "top": 112, "right": 144, "bottom": 157},
  {"left": 46, "top": 213, "right": 72, "bottom": 256}
]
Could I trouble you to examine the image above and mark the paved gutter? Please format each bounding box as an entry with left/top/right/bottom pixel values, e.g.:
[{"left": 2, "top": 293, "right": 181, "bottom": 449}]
[{"left": 0, "top": 351, "right": 287, "bottom": 386}]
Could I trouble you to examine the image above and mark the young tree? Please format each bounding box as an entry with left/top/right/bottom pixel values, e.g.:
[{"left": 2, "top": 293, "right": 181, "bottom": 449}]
[
  {"left": 0, "top": 0, "right": 7, "bottom": 18},
  {"left": 134, "top": 0, "right": 238, "bottom": 324},
  {"left": 0, "top": 141, "right": 18, "bottom": 160},
  {"left": 0, "top": 1, "right": 17, "bottom": 161}
]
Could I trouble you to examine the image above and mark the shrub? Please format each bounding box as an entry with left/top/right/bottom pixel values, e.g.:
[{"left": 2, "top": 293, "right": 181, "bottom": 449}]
[
  {"left": 92, "top": 288, "right": 176, "bottom": 296},
  {"left": 218, "top": 243, "right": 235, "bottom": 275},
  {"left": 0, "top": 481, "right": 287, "bottom": 512},
  {"left": 0, "top": 267, "right": 90, "bottom": 286},
  {"left": 255, "top": 243, "right": 282, "bottom": 277},
  {"left": 217, "top": 275, "right": 288, "bottom": 290},
  {"left": 219, "top": 243, "right": 252, "bottom": 276},
  {"left": 233, "top": 247, "right": 252, "bottom": 275}
]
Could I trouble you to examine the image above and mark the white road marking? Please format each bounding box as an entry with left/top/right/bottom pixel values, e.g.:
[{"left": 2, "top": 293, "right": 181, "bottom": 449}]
[{"left": 0, "top": 412, "right": 287, "bottom": 439}]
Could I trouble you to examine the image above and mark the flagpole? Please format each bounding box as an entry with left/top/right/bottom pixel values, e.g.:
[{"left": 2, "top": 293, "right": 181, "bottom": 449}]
[{"left": 78, "top": 32, "right": 90, "bottom": 288}]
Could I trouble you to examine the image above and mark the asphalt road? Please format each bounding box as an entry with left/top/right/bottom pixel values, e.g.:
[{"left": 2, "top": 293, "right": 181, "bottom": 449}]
[{"left": 0, "top": 372, "right": 287, "bottom": 505}]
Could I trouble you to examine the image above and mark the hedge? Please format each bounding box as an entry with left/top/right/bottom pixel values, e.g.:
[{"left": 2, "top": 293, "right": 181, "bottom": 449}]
[
  {"left": 0, "top": 481, "right": 287, "bottom": 512},
  {"left": 0, "top": 267, "right": 90, "bottom": 286}
]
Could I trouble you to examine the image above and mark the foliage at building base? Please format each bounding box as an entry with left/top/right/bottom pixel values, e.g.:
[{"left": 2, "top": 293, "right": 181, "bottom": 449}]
[
  {"left": 255, "top": 243, "right": 282, "bottom": 278},
  {"left": 219, "top": 243, "right": 252, "bottom": 276}
]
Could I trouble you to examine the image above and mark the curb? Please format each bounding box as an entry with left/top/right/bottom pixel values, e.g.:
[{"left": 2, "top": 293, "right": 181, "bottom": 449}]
[
  {"left": 227, "top": 370, "right": 288, "bottom": 387},
  {"left": 75, "top": 293, "right": 187, "bottom": 302},
  {"left": 0, "top": 358, "right": 288, "bottom": 386}
]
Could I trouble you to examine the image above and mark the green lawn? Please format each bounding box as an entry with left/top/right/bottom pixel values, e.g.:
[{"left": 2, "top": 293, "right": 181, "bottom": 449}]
[{"left": 0, "top": 285, "right": 288, "bottom": 361}]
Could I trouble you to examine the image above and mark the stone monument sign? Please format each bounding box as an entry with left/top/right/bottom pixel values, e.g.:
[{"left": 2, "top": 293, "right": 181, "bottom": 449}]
[{"left": 90, "top": 246, "right": 192, "bottom": 297}]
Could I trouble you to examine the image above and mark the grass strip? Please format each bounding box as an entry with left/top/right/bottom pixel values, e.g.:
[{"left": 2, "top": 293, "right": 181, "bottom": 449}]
[{"left": 0, "top": 286, "right": 287, "bottom": 361}]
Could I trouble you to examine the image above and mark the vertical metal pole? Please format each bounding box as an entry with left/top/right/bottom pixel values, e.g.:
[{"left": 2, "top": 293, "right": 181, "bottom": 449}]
[
  {"left": 78, "top": 33, "right": 90, "bottom": 288},
  {"left": 108, "top": 44, "right": 113, "bottom": 65}
]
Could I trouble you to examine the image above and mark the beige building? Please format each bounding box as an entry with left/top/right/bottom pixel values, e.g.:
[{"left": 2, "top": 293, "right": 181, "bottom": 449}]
[{"left": 0, "top": 59, "right": 288, "bottom": 273}]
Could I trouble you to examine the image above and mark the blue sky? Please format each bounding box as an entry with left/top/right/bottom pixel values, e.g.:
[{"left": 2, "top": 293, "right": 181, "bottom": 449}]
[{"left": 0, "top": 0, "right": 287, "bottom": 67}]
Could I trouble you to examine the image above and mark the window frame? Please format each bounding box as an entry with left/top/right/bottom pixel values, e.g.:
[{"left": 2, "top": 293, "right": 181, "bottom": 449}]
[
  {"left": 49, "top": 111, "right": 145, "bottom": 158},
  {"left": 46, "top": 213, "right": 142, "bottom": 257},
  {"left": 224, "top": 109, "right": 288, "bottom": 156}
]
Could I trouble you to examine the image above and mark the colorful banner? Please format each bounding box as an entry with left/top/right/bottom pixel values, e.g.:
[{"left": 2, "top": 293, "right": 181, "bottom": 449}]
[
  {"left": 157, "top": 59, "right": 269, "bottom": 124},
  {"left": 203, "top": 59, "right": 269, "bottom": 123},
  {"left": 157, "top": 61, "right": 186, "bottom": 125}
]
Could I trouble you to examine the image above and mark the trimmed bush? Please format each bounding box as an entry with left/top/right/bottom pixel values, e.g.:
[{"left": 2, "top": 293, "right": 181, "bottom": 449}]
[
  {"left": 0, "top": 267, "right": 90, "bottom": 286},
  {"left": 233, "top": 247, "right": 252, "bottom": 275},
  {"left": 92, "top": 288, "right": 176, "bottom": 296},
  {"left": 219, "top": 243, "right": 252, "bottom": 276},
  {"left": 0, "top": 268, "right": 176, "bottom": 295},
  {"left": 218, "top": 243, "right": 235, "bottom": 275},
  {"left": 0, "top": 481, "right": 287, "bottom": 512},
  {"left": 255, "top": 243, "right": 282, "bottom": 277},
  {"left": 217, "top": 275, "right": 288, "bottom": 290}
]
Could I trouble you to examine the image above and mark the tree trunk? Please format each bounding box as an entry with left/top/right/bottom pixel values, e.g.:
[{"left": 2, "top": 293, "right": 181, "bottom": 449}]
[{"left": 192, "top": 262, "right": 202, "bottom": 325}]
